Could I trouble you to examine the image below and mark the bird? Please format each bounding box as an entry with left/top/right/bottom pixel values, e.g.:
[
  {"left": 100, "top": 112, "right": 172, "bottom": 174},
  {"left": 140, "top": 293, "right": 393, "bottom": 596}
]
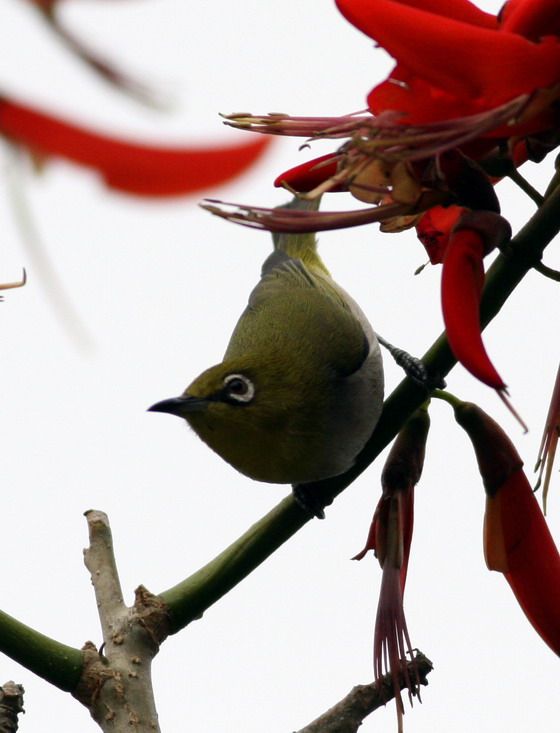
[{"left": 149, "top": 197, "right": 384, "bottom": 489}]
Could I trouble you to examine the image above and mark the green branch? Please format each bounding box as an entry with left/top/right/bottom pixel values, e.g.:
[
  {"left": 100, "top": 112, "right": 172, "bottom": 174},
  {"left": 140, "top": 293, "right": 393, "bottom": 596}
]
[
  {"left": 159, "top": 496, "right": 310, "bottom": 632},
  {"left": 159, "top": 180, "right": 560, "bottom": 633},
  {"left": 0, "top": 610, "right": 83, "bottom": 692}
]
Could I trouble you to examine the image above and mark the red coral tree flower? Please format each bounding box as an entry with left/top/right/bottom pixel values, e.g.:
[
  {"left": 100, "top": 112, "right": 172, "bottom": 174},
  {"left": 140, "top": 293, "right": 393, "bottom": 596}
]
[
  {"left": 337, "top": 0, "right": 560, "bottom": 130},
  {"left": 213, "top": 0, "right": 559, "bottom": 234},
  {"left": 354, "top": 407, "right": 430, "bottom": 733},
  {"left": 0, "top": 96, "right": 270, "bottom": 198},
  {"left": 452, "top": 399, "right": 560, "bottom": 656}
]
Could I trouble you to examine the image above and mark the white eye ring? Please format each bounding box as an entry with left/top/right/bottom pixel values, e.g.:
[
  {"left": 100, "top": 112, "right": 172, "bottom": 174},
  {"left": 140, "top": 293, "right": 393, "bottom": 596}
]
[{"left": 223, "top": 373, "right": 255, "bottom": 404}]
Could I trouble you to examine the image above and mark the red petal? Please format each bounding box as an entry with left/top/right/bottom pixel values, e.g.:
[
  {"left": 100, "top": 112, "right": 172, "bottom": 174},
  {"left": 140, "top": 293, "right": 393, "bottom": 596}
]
[
  {"left": 367, "top": 68, "right": 487, "bottom": 123},
  {"left": 0, "top": 98, "right": 270, "bottom": 197},
  {"left": 500, "top": 0, "right": 560, "bottom": 39},
  {"left": 484, "top": 492, "right": 510, "bottom": 573},
  {"left": 397, "top": 487, "right": 415, "bottom": 591},
  {"left": 485, "top": 469, "right": 560, "bottom": 655},
  {"left": 416, "top": 205, "right": 467, "bottom": 263},
  {"left": 441, "top": 228, "right": 506, "bottom": 389},
  {"left": 337, "top": 0, "right": 498, "bottom": 28},
  {"left": 274, "top": 155, "right": 340, "bottom": 192},
  {"left": 352, "top": 495, "right": 385, "bottom": 561},
  {"left": 336, "top": 0, "right": 560, "bottom": 103},
  {"left": 373, "top": 490, "right": 419, "bottom": 729}
]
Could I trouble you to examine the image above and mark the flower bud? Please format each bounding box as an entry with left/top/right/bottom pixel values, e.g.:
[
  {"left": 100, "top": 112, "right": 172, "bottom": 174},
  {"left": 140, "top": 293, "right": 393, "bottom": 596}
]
[{"left": 452, "top": 399, "right": 560, "bottom": 655}]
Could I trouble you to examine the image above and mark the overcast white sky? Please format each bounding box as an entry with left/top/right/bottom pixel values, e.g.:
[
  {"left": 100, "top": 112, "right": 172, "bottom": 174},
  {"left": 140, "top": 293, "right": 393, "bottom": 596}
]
[{"left": 0, "top": 0, "right": 559, "bottom": 730}]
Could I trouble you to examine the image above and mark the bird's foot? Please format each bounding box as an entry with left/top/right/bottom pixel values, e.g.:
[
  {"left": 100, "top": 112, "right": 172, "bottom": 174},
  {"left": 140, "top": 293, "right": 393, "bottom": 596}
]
[
  {"left": 377, "top": 335, "right": 446, "bottom": 390},
  {"left": 291, "top": 484, "right": 327, "bottom": 519}
]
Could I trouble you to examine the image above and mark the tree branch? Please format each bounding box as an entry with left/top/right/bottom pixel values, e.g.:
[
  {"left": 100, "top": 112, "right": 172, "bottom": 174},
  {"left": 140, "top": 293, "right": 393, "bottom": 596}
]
[
  {"left": 159, "top": 496, "right": 310, "bottom": 632},
  {"left": 0, "top": 610, "right": 83, "bottom": 692},
  {"left": 294, "top": 651, "right": 433, "bottom": 733},
  {"left": 0, "top": 682, "right": 25, "bottom": 733},
  {"left": 82, "top": 509, "right": 126, "bottom": 639},
  {"left": 73, "top": 510, "right": 169, "bottom": 732}
]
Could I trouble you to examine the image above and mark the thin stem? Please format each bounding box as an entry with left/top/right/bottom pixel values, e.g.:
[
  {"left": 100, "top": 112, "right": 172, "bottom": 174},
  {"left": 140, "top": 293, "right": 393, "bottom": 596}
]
[
  {"left": 431, "top": 389, "right": 463, "bottom": 409},
  {"left": 533, "top": 260, "right": 560, "bottom": 282},
  {"left": 544, "top": 165, "right": 560, "bottom": 199},
  {"left": 508, "top": 169, "right": 544, "bottom": 206}
]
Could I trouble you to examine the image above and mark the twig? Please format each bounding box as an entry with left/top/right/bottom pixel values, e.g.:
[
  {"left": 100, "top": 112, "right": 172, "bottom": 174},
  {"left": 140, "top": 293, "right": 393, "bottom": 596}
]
[
  {"left": 507, "top": 169, "right": 544, "bottom": 206},
  {"left": 74, "top": 510, "right": 170, "bottom": 732},
  {"left": 533, "top": 260, "right": 560, "bottom": 282},
  {"left": 32, "top": 3, "right": 166, "bottom": 109},
  {"left": 0, "top": 682, "right": 24, "bottom": 733},
  {"left": 82, "top": 510, "right": 126, "bottom": 633},
  {"left": 3, "top": 146, "right": 94, "bottom": 352},
  {"left": 293, "top": 652, "right": 433, "bottom": 733}
]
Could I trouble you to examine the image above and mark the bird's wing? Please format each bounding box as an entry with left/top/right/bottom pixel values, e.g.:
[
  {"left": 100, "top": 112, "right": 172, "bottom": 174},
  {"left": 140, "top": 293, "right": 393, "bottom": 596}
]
[
  {"left": 232, "top": 251, "right": 372, "bottom": 377},
  {"left": 257, "top": 250, "right": 347, "bottom": 310}
]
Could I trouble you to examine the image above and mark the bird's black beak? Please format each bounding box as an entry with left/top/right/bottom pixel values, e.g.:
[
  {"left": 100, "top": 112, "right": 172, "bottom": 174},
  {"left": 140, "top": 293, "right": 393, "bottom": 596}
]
[{"left": 148, "top": 395, "right": 209, "bottom": 417}]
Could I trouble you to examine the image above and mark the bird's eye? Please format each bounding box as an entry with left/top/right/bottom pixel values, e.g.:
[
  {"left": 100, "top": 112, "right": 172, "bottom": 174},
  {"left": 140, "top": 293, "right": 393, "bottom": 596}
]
[{"left": 223, "top": 374, "right": 255, "bottom": 404}]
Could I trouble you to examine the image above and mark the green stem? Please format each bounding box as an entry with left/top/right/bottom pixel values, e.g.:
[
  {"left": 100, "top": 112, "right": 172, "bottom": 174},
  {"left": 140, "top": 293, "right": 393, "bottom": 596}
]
[
  {"left": 158, "top": 180, "right": 560, "bottom": 634},
  {"left": 0, "top": 610, "right": 83, "bottom": 692},
  {"left": 159, "top": 496, "right": 310, "bottom": 633},
  {"left": 544, "top": 165, "right": 560, "bottom": 199},
  {"left": 507, "top": 169, "right": 544, "bottom": 206},
  {"left": 431, "top": 389, "right": 463, "bottom": 409},
  {"left": 533, "top": 260, "right": 560, "bottom": 282}
]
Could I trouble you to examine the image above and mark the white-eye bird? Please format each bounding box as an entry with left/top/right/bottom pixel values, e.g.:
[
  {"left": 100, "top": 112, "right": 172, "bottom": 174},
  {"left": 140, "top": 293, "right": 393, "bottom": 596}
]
[{"left": 149, "top": 198, "right": 384, "bottom": 485}]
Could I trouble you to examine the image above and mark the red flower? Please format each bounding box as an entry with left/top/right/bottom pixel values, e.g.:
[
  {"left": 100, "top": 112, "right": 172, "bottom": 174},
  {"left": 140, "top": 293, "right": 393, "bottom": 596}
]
[
  {"left": 484, "top": 469, "right": 560, "bottom": 656},
  {"left": 0, "top": 97, "right": 270, "bottom": 197},
  {"left": 336, "top": 0, "right": 560, "bottom": 129},
  {"left": 438, "top": 210, "right": 530, "bottom": 422},
  {"left": 416, "top": 205, "right": 467, "bottom": 264},
  {"left": 454, "top": 400, "right": 560, "bottom": 656},
  {"left": 216, "top": 0, "right": 559, "bottom": 237},
  {"left": 354, "top": 407, "right": 430, "bottom": 733},
  {"left": 273, "top": 154, "right": 341, "bottom": 193},
  {"left": 440, "top": 212, "right": 510, "bottom": 390}
]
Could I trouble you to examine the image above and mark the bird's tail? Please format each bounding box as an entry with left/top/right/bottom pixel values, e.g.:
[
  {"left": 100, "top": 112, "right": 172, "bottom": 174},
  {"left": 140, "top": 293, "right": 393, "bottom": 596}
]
[{"left": 272, "top": 197, "right": 330, "bottom": 276}]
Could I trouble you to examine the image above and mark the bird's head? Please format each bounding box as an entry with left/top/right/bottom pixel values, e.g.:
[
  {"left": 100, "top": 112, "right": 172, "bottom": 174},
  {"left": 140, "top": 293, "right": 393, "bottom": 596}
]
[{"left": 148, "top": 354, "right": 337, "bottom": 484}]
